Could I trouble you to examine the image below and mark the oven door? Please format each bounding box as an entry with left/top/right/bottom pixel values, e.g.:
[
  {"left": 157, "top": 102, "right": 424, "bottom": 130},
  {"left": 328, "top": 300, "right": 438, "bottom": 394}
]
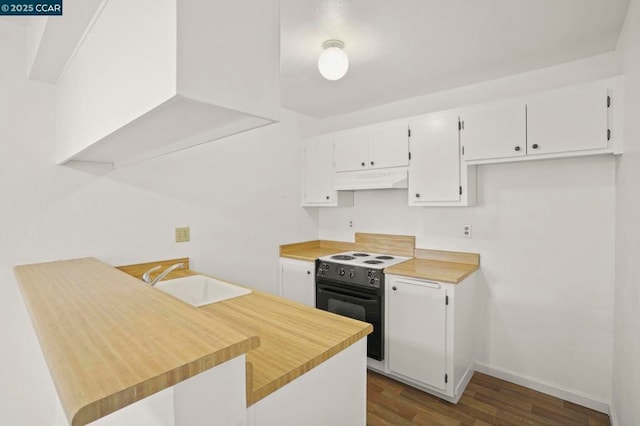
[{"left": 316, "top": 281, "right": 384, "bottom": 360}]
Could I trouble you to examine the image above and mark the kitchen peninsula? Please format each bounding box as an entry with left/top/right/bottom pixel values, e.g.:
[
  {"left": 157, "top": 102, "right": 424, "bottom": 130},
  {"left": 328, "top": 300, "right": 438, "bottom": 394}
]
[{"left": 14, "top": 258, "right": 371, "bottom": 426}]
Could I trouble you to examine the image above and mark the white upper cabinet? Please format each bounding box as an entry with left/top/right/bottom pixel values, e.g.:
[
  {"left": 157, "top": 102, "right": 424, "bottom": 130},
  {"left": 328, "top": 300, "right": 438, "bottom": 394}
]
[
  {"left": 302, "top": 137, "right": 353, "bottom": 207},
  {"left": 302, "top": 79, "right": 618, "bottom": 208},
  {"left": 368, "top": 121, "right": 410, "bottom": 169},
  {"left": 460, "top": 102, "right": 527, "bottom": 161},
  {"left": 527, "top": 81, "right": 609, "bottom": 156},
  {"left": 462, "top": 79, "right": 616, "bottom": 165},
  {"left": 408, "top": 111, "right": 462, "bottom": 204},
  {"left": 56, "top": 0, "right": 280, "bottom": 168},
  {"left": 333, "top": 121, "right": 409, "bottom": 172},
  {"left": 334, "top": 129, "right": 370, "bottom": 172}
]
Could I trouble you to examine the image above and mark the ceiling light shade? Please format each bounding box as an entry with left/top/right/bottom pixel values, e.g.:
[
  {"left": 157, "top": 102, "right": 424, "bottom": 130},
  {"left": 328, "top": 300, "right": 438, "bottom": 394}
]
[{"left": 318, "top": 40, "right": 349, "bottom": 81}]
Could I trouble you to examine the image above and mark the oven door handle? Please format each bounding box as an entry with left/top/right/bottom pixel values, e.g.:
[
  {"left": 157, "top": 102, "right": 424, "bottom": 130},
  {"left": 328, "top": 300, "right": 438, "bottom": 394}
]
[{"left": 317, "top": 287, "right": 378, "bottom": 304}]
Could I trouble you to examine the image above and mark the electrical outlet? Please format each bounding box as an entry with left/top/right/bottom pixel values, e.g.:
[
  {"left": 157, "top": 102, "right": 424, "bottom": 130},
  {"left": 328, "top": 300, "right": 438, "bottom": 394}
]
[
  {"left": 175, "top": 226, "right": 190, "bottom": 243},
  {"left": 463, "top": 224, "right": 472, "bottom": 238},
  {"left": 349, "top": 220, "right": 353, "bottom": 228}
]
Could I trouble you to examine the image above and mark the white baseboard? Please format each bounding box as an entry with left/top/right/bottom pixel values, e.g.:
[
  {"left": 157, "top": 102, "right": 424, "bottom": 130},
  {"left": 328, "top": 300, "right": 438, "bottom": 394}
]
[{"left": 475, "top": 362, "right": 610, "bottom": 415}]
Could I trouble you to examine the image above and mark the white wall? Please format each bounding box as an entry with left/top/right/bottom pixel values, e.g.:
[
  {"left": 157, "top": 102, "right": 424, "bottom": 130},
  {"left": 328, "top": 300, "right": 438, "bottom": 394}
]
[
  {"left": 56, "top": 0, "right": 177, "bottom": 162},
  {"left": 613, "top": 0, "right": 640, "bottom": 424},
  {"left": 317, "top": 56, "right": 619, "bottom": 408},
  {"left": 0, "top": 22, "right": 317, "bottom": 425}
]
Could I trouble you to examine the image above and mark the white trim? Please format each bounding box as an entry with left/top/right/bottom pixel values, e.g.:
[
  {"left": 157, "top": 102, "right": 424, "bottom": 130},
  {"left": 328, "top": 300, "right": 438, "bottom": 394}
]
[
  {"left": 454, "top": 363, "right": 475, "bottom": 402},
  {"left": 58, "top": 0, "right": 110, "bottom": 83},
  {"left": 609, "top": 402, "right": 620, "bottom": 426},
  {"left": 475, "top": 362, "right": 610, "bottom": 414}
]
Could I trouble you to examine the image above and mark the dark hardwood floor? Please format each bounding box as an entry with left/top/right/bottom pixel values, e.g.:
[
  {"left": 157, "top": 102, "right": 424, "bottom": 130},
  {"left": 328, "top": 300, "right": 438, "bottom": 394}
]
[{"left": 367, "top": 371, "right": 610, "bottom": 426}]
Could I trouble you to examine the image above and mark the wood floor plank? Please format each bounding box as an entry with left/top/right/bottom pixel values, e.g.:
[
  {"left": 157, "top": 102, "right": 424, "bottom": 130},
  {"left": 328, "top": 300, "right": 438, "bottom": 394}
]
[
  {"left": 563, "top": 401, "right": 611, "bottom": 424},
  {"left": 367, "top": 371, "right": 610, "bottom": 426},
  {"left": 532, "top": 399, "right": 590, "bottom": 423},
  {"left": 400, "top": 386, "right": 477, "bottom": 424},
  {"left": 466, "top": 382, "right": 534, "bottom": 412}
]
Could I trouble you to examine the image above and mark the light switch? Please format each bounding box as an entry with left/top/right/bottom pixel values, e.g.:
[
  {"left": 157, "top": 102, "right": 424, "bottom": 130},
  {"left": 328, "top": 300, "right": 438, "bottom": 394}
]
[{"left": 175, "top": 227, "right": 190, "bottom": 243}]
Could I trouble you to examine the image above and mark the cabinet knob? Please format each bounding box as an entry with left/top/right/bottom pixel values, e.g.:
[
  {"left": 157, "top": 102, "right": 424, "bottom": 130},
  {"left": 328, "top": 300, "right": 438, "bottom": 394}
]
[
  {"left": 370, "top": 161, "right": 375, "bottom": 166},
  {"left": 514, "top": 146, "right": 521, "bottom": 152},
  {"left": 307, "top": 271, "right": 311, "bottom": 275},
  {"left": 392, "top": 286, "right": 397, "bottom": 291},
  {"left": 415, "top": 193, "right": 421, "bottom": 198},
  {"left": 326, "top": 195, "right": 330, "bottom": 200},
  {"left": 532, "top": 144, "right": 540, "bottom": 149},
  {"left": 361, "top": 162, "right": 365, "bottom": 167}
]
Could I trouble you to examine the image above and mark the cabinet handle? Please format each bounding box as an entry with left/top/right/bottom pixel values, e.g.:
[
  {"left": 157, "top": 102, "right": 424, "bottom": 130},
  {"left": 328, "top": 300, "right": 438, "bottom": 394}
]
[
  {"left": 326, "top": 196, "right": 330, "bottom": 200},
  {"left": 532, "top": 144, "right": 540, "bottom": 149},
  {"left": 307, "top": 271, "right": 311, "bottom": 275},
  {"left": 392, "top": 286, "right": 397, "bottom": 291},
  {"left": 514, "top": 146, "right": 521, "bottom": 152},
  {"left": 370, "top": 161, "right": 375, "bottom": 166},
  {"left": 415, "top": 193, "right": 421, "bottom": 198}
]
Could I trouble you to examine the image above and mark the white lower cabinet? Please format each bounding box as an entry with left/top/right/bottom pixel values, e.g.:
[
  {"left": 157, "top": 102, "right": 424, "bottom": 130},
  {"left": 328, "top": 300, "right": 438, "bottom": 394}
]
[
  {"left": 279, "top": 258, "right": 315, "bottom": 307},
  {"left": 388, "top": 277, "right": 448, "bottom": 390},
  {"left": 375, "top": 273, "right": 477, "bottom": 403}
]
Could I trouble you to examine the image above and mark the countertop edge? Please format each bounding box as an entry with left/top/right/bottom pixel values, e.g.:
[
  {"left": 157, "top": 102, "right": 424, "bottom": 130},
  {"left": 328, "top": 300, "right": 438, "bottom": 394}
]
[
  {"left": 384, "top": 263, "right": 479, "bottom": 284},
  {"left": 248, "top": 323, "right": 372, "bottom": 405},
  {"left": 14, "top": 258, "right": 260, "bottom": 426},
  {"left": 279, "top": 253, "right": 319, "bottom": 262},
  {"left": 71, "top": 338, "right": 259, "bottom": 426}
]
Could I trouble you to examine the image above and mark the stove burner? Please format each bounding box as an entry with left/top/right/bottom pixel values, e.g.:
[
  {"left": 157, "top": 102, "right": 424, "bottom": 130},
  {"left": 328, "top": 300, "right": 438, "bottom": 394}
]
[
  {"left": 352, "top": 253, "right": 370, "bottom": 257},
  {"left": 375, "top": 256, "right": 394, "bottom": 260},
  {"left": 364, "top": 260, "right": 384, "bottom": 265},
  {"left": 331, "top": 255, "right": 355, "bottom": 261}
]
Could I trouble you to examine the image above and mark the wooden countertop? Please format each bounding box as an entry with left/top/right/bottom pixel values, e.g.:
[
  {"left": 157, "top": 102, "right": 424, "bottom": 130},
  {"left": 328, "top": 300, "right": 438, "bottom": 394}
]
[
  {"left": 15, "top": 257, "right": 372, "bottom": 424},
  {"left": 14, "top": 258, "right": 259, "bottom": 426},
  {"left": 198, "top": 281, "right": 373, "bottom": 405},
  {"left": 156, "top": 268, "right": 373, "bottom": 405},
  {"left": 279, "top": 240, "right": 354, "bottom": 261},
  {"left": 384, "top": 259, "right": 478, "bottom": 283},
  {"left": 384, "top": 248, "right": 480, "bottom": 284},
  {"left": 281, "top": 238, "right": 480, "bottom": 284}
]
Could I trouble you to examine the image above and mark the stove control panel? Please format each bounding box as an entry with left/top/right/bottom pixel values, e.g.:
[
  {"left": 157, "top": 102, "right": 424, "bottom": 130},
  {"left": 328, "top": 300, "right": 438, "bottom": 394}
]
[{"left": 316, "top": 262, "right": 382, "bottom": 288}]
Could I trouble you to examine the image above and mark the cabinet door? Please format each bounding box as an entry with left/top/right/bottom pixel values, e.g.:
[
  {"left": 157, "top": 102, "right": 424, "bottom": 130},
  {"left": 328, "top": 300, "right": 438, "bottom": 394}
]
[
  {"left": 368, "top": 121, "right": 409, "bottom": 169},
  {"left": 388, "top": 277, "right": 447, "bottom": 390},
  {"left": 527, "top": 81, "right": 609, "bottom": 155},
  {"left": 280, "top": 259, "right": 315, "bottom": 307},
  {"left": 303, "top": 137, "right": 335, "bottom": 205},
  {"left": 333, "top": 129, "right": 369, "bottom": 172},
  {"left": 408, "top": 111, "right": 460, "bottom": 204},
  {"left": 461, "top": 102, "right": 526, "bottom": 161}
]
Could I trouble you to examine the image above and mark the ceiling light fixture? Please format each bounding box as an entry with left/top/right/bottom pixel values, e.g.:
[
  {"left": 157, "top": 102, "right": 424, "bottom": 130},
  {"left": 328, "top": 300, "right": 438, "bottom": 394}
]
[{"left": 318, "top": 40, "right": 349, "bottom": 81}]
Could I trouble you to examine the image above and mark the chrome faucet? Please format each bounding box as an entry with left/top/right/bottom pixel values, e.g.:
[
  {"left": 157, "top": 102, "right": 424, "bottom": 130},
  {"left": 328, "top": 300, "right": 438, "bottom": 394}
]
[{"left": 142, "top": 262, "right": 185, "bottom": 286}]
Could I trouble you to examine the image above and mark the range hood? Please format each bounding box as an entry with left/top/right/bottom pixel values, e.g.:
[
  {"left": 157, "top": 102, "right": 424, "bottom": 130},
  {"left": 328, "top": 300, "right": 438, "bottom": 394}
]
[{"left": 334, "top": 168, "right": 409, "bottom": 190}]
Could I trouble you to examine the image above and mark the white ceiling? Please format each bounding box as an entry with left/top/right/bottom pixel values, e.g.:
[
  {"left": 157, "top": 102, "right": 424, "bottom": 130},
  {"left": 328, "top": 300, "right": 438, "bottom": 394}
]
[
  {"left": 280, "top": 0, "right": 630, "bottom": 118},
  {"left": 0, "top": 16, "right": 30, "bottom": 26}
]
